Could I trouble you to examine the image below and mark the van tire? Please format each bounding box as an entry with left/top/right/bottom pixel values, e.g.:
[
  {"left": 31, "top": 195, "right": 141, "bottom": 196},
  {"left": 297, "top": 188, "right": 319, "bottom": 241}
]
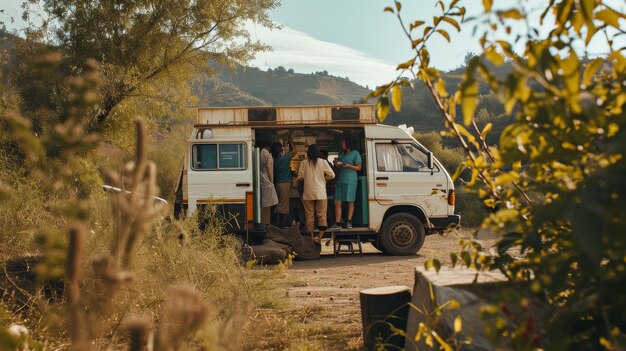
[{"left": 379, "top": 213, "right": 425, "bottom": 256}]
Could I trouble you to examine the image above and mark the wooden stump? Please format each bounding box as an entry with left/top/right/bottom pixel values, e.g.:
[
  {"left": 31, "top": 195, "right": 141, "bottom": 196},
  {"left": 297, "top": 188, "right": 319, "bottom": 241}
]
[
  {"left": 360, "top": 285, "right": 411, "bottom": 351},
  {"left": 405, "top": 267, "right": 510, "bottom": 351}
]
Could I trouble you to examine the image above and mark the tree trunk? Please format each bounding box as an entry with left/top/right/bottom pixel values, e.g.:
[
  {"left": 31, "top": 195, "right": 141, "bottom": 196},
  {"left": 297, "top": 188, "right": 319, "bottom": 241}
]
[{"left": 360, "top": 285, "right": 411, "bottom": 351}]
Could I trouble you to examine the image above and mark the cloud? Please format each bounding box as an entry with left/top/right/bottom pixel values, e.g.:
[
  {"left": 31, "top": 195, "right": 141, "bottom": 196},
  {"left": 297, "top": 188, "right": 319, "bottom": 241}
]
[{"left": 246, "top": 23, "right": 397, "bottom": 88}]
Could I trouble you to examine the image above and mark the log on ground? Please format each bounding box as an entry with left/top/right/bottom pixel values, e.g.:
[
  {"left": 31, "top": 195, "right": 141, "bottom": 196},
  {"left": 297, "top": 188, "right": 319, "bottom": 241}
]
[
  {"left": 250, "top": 244, "right": 288, "bottom": 265},
  {"left": 265, "top": 222, "right": 321, "bottom": 260}
]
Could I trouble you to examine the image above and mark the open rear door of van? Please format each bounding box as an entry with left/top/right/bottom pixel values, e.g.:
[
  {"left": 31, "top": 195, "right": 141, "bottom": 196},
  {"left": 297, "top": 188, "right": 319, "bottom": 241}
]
[{"left": 186, "top": 127, "right": 253, "bottom": 233}]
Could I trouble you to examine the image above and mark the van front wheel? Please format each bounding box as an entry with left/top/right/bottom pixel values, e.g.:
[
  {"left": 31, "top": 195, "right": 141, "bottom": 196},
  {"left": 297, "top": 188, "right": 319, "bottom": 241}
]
[{"left": 379, "top": 213, "right": 425, "bottom": 256}]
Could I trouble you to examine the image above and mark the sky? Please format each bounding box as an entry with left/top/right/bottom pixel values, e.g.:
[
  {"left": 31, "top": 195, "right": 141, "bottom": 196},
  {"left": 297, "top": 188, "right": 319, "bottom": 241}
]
[
  {"left": 248, "top": 0, "right": 482, "bottom": 87},
  {"left": 2, "top": 1, "right": 624, "bottom": 88}
]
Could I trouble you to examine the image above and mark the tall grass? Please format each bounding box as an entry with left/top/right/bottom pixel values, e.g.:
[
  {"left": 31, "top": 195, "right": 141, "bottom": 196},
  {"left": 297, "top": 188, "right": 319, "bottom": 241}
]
[{"left": 0, "top": 118, "right": 288, "bottom": 350}]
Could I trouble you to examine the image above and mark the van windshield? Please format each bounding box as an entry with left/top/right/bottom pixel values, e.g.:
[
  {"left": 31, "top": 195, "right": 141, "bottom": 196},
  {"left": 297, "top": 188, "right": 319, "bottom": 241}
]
[{"left": 376, "top": 143, "right": 436, "bottom": 172}]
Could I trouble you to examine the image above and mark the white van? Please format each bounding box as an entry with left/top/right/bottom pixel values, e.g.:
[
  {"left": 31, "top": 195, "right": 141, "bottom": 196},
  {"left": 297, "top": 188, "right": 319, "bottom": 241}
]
[{"left": 174, "top": 104, "right": 460, "bottom": 255}]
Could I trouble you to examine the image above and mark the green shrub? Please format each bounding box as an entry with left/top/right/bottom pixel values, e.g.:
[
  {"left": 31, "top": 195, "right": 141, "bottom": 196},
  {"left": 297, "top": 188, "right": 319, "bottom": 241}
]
[
  {"left": 454, "top": 186, "right": 488, "bottom": 228},
  {"left": 414, "top": 131, "right": 466, "bottom": 178}
]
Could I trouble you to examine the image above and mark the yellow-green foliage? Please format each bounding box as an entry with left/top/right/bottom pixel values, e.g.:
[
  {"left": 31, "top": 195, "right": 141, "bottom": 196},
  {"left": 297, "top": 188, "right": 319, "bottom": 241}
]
[{"left": 374, "top": 0, "right": 626, "bottom": 349}]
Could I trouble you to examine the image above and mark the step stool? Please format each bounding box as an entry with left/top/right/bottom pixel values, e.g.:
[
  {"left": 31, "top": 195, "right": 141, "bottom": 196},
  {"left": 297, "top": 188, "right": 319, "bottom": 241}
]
[{"left": 332, "top": 234, "right": 363, "bottom": 256}]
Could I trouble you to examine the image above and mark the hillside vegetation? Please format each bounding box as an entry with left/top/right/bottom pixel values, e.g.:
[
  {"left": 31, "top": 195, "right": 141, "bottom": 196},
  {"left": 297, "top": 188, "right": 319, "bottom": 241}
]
[
  {"left": 192, "top": 58, "right": 517, "bottom": 148},
  {"left": 194, "top": 65, "right": 371, "bottom": 106}
]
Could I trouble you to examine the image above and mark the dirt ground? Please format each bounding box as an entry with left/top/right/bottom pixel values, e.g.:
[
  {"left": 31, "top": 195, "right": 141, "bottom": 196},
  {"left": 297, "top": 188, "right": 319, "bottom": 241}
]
[{"left": 281, "top": 230, "right": 499, "bottom": 350}]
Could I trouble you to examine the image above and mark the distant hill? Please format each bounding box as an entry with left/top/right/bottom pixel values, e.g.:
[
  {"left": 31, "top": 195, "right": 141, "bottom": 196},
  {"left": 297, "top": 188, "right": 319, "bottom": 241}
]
[
  {"left": 1, "top": 29, "right": 515, "bottom": 140},
  {"left": 384, "top": 61, "right": 514, "bottom": 132},
  {"left": 194, "top": 65, "right": 371, "bottom": 107},
  {"left": 195, "top": 62, "right": 513, "bottom": 145}
]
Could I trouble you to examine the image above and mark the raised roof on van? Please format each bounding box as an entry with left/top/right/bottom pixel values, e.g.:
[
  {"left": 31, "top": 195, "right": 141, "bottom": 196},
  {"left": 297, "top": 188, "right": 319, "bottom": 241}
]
[{"left": 196, "top": 104, "right": 377, "bottom": 126}]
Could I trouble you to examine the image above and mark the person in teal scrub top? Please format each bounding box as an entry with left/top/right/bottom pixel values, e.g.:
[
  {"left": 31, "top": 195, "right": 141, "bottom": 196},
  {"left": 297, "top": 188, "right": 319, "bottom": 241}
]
[{"left": 329, "top": 138, "right": 362, "bottom": 229}]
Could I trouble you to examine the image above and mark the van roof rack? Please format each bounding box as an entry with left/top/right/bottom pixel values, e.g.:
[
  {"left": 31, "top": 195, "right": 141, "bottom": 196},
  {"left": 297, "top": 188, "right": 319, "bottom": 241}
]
[{"left": 195, "top": 104, "right": 377, "bottom": 127}]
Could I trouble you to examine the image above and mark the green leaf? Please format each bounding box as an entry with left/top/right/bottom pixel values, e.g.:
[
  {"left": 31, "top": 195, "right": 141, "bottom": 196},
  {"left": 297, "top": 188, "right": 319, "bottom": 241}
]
[
  {"left": 437, "top": 29, "right": 450, "bottom": 42},
  {"left": 481, "top": 122, "right": 493, "bottom": 137},
  {"left": 368, "top": 83, "right": 390, "bottom": 98},
  {"left": 397, "top": 58, "right": 416, "bottom": 70},
  {"left": 585, "top": 25, "right": 600, "bottom": 45},
  {"left": 484, "top": 46, "right": 504, "bottom": 66},
  {"left": 596, "top": 8, "right": 620, "bottom": 27},
  {"left": 442, "top": 16, "right": 461, "bottom": 31},
  {"left": 450, "top": 162, "right": 468, "bottom": 181},
  {"left": 484, "top": 198, "right": 496, "bottom": 208},
  {"left": 410, "top": 20, "right": 426, "bottom": 30},
  {"left": 557, "top": 0, "right": 574, "bottom": 25},
  {"left": 460, "top": 78, "right": 479, "bottom": 125},
  {"left": 580, "top": 0, "right": 594, "bottom": 21},
  {"left": 460, "top": 251, "right": 471, "bottom": 266},
  {"left": 376, "top": 96, "right": 390, "bottom": 122},
  {"left": 450, "top": 253, "right": 458, "bottom": 267},
  {"left": 561, "top": 50, "right": 580, "bottom": 98},
  {"left": 583, "top": 58, "right": 603, "bottom": 86},
  {"left": 500, "top": 9, "right": 523, "bottom": 20},
  {"left": 419, "top": 48, "right": 431, "bottom": 67},
  {"left": 435, "top": 79, "right": 447, "bottom": 97},
  {"left": 424, "top": 258, "right": 433, "bottom": 271},
  {"left": 423, "top": 26, "right": 433, "bottom": 37},
  {"left": 454, "top": 316, "right": 462, "bottom": 333},
  {"left": 433, "top": 258, "right": 441, "bottom": 273},
  {"left": 391, "top": 85, "right": 402, "bottom": 112},
  {"left": 482, "top": 0, "right": 492, "bottom": 12}
]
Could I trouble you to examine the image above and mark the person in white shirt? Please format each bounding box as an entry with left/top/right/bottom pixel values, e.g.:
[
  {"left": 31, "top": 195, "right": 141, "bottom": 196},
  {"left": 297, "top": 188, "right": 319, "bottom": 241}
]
[{"left": 297, "top": 144, "right": 335, "bottom": 244}]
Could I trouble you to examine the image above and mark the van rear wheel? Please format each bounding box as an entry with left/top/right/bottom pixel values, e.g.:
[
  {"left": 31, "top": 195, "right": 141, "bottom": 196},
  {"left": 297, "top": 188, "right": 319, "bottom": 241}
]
[{"left": 379, "top": 213, "right": 425, "bottom": 256}]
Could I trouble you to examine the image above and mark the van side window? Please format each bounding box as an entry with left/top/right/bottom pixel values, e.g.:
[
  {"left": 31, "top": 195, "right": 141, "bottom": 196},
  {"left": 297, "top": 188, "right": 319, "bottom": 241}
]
[
  {"left": 376, "top": 143, "right": 437, "bottom": 172},
  {"left": 192, "top": 143, "right": 246, "bottom": 170}
]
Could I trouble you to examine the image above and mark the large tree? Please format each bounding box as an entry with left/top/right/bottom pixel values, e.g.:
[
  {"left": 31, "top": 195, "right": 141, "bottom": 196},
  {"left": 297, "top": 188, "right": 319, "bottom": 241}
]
[{"left": 13, "top": 0, "right": 277, "bottom": 136}]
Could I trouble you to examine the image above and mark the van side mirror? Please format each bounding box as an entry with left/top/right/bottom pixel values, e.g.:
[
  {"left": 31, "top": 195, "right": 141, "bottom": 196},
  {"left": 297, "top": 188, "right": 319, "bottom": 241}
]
[{"left": 427, "top": 152, "right": 434, "bottom": 169}]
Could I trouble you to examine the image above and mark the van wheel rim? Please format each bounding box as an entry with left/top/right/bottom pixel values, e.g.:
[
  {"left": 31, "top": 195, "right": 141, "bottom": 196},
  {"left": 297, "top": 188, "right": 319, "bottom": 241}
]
[{"left": 390, "top": 222, "right": 416, "bottom": 247}]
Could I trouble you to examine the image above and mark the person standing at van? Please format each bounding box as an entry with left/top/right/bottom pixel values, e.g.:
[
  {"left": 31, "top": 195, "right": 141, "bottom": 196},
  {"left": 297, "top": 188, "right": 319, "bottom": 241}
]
[
  {"left": 330, "top": 138, "right": 362, "bottom": 230},
  {"left": 297, "top": 144, "right": 335, "bottom": 244},
  {"left": 259, "top": 142, "right": 278, "bottom": 225},
  {"left": 272, "top": 138, "right": 297, "bottom": 228}
]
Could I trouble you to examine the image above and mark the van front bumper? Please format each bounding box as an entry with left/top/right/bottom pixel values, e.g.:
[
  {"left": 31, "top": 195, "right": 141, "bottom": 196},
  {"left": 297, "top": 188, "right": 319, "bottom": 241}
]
[{"left": 429, "top": 215, "right": 461, "bottom": 231}]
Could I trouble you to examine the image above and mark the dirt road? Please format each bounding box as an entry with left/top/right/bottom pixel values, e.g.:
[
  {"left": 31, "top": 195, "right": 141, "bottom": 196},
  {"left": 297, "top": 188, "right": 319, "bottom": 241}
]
[{"left": 281, "top": 231, "right": 498, "bottom": 350}]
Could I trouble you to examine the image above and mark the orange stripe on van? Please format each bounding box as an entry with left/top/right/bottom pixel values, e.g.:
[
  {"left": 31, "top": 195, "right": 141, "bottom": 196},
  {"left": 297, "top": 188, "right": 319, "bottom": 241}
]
[
  {"left": 246, "top": 192, "right": 254, "bottom": 220},
  {"left": 369, "top": 198, "right": 393, "bottom": 202},
  {"left": 196, "top": 199, "right": 246, "bottom": 204}
]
